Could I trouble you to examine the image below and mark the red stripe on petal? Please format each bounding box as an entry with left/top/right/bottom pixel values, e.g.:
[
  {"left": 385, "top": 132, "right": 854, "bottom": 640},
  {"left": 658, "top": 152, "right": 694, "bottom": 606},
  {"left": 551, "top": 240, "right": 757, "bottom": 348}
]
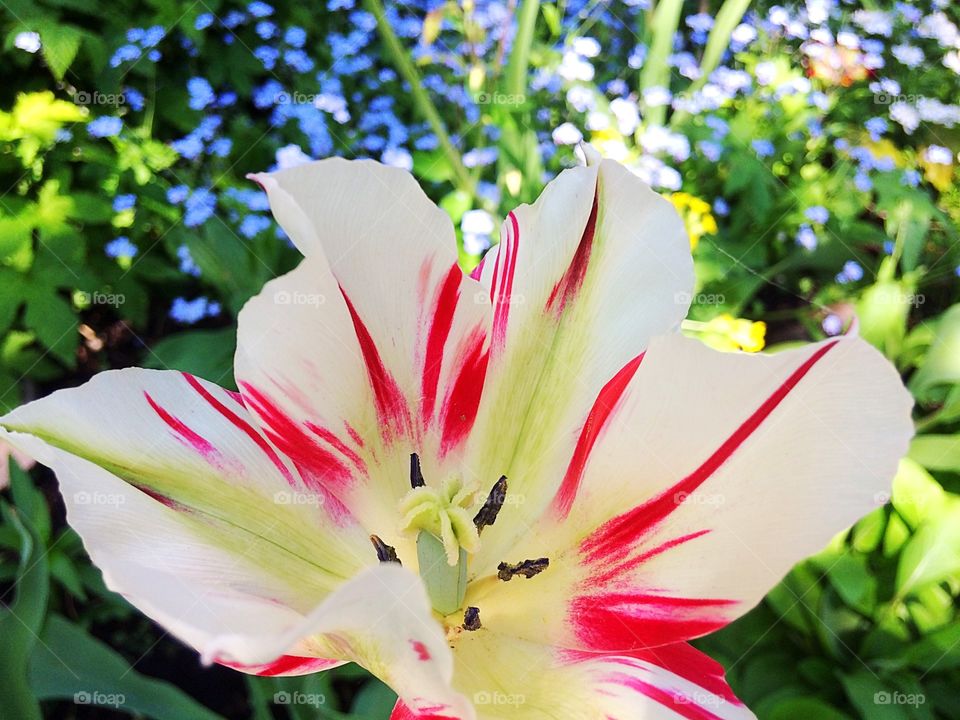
[
  {"left": 589, "top": 529, "right": 710, "bottom": 587},
  {"left": 422, "top": 264, "right": 462, "bottom": 423},
  {"left": 553, "top": 353, "right": 644, "bottom": 519},
  {"left": 340, "top": 286, "right": 412, "bottom": 442},
  {"left": 306, "top": 422, "right": 368, "bottom": 475},
  {"left": 572, "top": 592, "right": 734, "bottom": 651},
  {"left": 239, "top": 383, "right": 355, "bottom": 503},
  {"left": 469, "top": 257, "right": 486, "bottom": 281},
  {"left": 219, "top": 654, "right": 341, "bottom": 677},
  {"left": 605, "top": 671, "right": 726, "bottom": 720},
  {"left": 581, "top": 341, "right": 839, "bottom": 566},
  {"left": 391, "top": 702, "right": 461, "bottom": 720},
  {"left": 630, "top": 643, "right": 744, "bottom": 707},
  {"left": 439, "top": 326, "right": 490, "bottom": 456},
  {"left": 546, "top": 187, "right": 599, "bottom": 316},
  {"left": 182, "top": 373, "right": 295, "bottom": 486},
  {"left": 144, "top": 391, "right": 218, "bottom": 462},
  {"left": 491, "top": 213, "right": 520, "bottom": 349}
]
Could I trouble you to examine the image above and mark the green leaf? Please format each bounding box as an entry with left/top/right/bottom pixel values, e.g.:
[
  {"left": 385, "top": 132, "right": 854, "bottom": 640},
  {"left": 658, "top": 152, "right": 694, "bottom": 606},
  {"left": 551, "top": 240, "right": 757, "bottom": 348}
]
[
  {"left": 23, "top": 289, "right": 77, "bottom": 367},
  {"left": 910, "top": 306, "right": 960, "bottom": 402},
  {"left": 891, "top": 458, "right": 944, "bottom": 528},
  {"left": 30, "top": 615, "right": 225, "bottom": 720},
  {"left": 825, "top": 554, "right": 877, "bottom": 616},
  {"left": 0, "top": 503, "right": 49, "bottom": 720},
  {"left": 768, "top": 697, "right": 853, "bottom": 720},
  {"left": 896, "top": 497, "right": 960, "bottom": 598},
  {"left": 908, "top": 435, "right": 960, "bottom": 473},
  {"left": 840, "top": 671, "right": 910, "bottom": 720},
  {"left": 351, "top": 678, "right": 397, "bottom": 718},
  {"left": 856, "top": 275, "right": 912, "bottom": 359},
  {"left": 38, "top": 24, "right": 84, "bottom": 80},
  {"left": 143, "top": 327, "right": 237, "bottom": 387}
]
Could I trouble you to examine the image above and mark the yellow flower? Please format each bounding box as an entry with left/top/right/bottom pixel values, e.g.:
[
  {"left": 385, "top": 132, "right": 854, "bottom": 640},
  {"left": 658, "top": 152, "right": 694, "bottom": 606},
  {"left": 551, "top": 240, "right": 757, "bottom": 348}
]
[
  {"left": 668, "top": 192, "right": 718, "bottom": 249},
  {"left": 695, "top": 314, "right": 767, "bottom": 353}
]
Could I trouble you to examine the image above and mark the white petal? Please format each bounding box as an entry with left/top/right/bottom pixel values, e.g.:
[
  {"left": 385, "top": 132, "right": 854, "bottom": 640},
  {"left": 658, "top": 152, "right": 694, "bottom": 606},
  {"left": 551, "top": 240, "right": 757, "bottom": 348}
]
[
  {"left": 466, "top": 157, "right": 694, "bottom": 573},
  {"left": 472, "top": 334, "right": 912, "bottom": 651},
  {"left": 239, "top": 160, "right": 490, "bottom": 541},
  {"left": 426, "top": 633, "right": 752, "bottom": 719}
]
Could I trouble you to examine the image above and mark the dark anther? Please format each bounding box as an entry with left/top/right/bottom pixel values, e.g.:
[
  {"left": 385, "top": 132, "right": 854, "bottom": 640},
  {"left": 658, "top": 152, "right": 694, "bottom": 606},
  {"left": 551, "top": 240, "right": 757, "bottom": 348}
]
[
  {"left": 462, "top": 606, "right": 482, "bottom": 631},
  {"left": 497, "top": 558, "right": 549, "bottom": 581},
  {"left": 370, "top": 535, "right": 401, "bottom": 564},
  {"left": 410, "top": 453, "right": 425, "bottom": 488},
  {"left": 473, "top": 476, "right": 508, "bottom": 533}
]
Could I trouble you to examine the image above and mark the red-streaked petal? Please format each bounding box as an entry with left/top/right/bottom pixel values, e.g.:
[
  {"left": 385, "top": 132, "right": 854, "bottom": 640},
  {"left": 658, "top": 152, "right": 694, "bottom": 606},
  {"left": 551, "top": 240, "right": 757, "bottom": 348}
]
[
  {"left": 465, "top": 158, "right": 694, "bottom": 575},
  {"left": 471, "top": 333, "right": 912, "bottom": 653}
]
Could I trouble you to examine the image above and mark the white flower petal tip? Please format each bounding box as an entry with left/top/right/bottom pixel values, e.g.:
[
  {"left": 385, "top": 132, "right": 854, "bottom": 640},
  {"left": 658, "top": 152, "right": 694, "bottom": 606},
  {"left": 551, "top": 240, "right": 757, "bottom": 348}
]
[{"left": 576, "top": 141, "right": 603, "bottom": 166}]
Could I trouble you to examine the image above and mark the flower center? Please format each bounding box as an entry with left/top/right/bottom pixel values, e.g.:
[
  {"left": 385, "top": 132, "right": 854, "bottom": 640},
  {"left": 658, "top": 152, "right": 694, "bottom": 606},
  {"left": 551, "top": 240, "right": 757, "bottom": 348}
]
[
  {"left": 395, "top": 454, "right": 509, "bottom": 616},
  {"left": 399, "top": 474, "right": 479, "bottom": 615}
]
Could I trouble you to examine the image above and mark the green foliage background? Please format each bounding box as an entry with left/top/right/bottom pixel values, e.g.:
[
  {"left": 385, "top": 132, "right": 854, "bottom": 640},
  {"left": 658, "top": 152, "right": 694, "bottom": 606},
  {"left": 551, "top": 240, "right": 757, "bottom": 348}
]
[{"left": 1, "top": 0, "right": 959, "bottom": 718}]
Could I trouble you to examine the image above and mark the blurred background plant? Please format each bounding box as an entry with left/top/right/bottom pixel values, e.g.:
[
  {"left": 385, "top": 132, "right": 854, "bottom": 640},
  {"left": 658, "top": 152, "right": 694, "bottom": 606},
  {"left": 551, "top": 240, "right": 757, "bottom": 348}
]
[{"left": 1, "top": 0, "right": 959, "bottom": 717}]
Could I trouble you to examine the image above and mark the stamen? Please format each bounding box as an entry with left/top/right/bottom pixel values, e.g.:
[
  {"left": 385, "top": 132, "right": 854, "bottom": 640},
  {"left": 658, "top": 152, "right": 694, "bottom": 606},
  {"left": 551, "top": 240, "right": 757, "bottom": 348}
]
[
  {"left": 410, "top": 452, "right": 425, "bottom": 488},
  {"left": 473, "top": 476, "right": 508, "bottom": 533},
  {"left": 370, "top": 535, "right": 400, "bottom": 564},
  {"left": 463, "top": 606, "right": 482, "bottom": 631},
  {"left": 497, "top": 558, "right": 549, "bottom": 581}
]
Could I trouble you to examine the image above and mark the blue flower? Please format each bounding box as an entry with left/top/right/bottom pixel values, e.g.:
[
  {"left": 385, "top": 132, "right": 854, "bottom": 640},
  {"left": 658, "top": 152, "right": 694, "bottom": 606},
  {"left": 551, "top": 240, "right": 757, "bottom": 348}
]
[
  {"left": 184, "top": 188, "right": 216, "bottom": 227},
  {"left": 836, "top": 260, "right": 865, "bottom": 284},
  {"left": 223, "top": 10, "right": 246, "bottom": 28},
  {"left": 254, "top": 46, "right": 280, "bottom": 69},
  {"left": 463, "top": 147, "right": 498, "bottom": 168},
  {"left": 109, "top": 44, "right": 141, "bottom": 68},
  {"left": 105, "top": 236, "right": 138, "bottom": 259},
  {"left": 247, "top": 1, "right": 274, "bottom": 17},
  {"left": 795, "top": 225, "right": 818, "bottom": 250},
  {"left": 170, "top": 297, "right": 220, "bottom": 324},
  {"left": 713, "top": 198, "right": 729, "bottom": 216},
  {"left": 283, "top": 49, "right": 314, "bottom": 73},
  {"left": 381, "top": 147, "right": 413, "bottom": 170},
  {"left": 113, "top": 194, "right": 137, "bottom": 212},
  {"left": 87, "top": 116, "right": 123, "bottom": 138},
  {"left": 253, "top": 80, "right": 284, "bottom": 108},
  {"left": 209, "top": 138, "right": 233, "bottom": 157},
  {"left": 285, "top": 26, "right": 307, "bottom": 48},
  {"left": 195, "top": 12, "right": 215, "bottom": 30},
  {"left": 854, "top": 171, "right": 873, "bottom": 192},
  {"left": 255, "top": 20, "right": 277, "bottom": 39},
  {"left": 124, "top": 87, "right": 145, "bottom": 111},
  {"left": 752, "top": 139, "right": 775, "bottom": 158},
  {"left": 187, "top": 77, "right": 215, "bottom": 111},
  {"left": 239, "top": 214, "right": 272, "bottom": 238},
  {"left": 901, "top": 169, "right": 921, "bottom": 187},
  {"left": 865, "top": 116, "right": 887, "bottom": 141},
  {"left": 171, "top": 134, "right": 204, "bottom": 160},
  {"left": 167, "top": 185, "right": 189, "bottom": 204},
  {"left": 805, "top": 206, "right": 829, "bottom": 224},
  {"left": 698, "top": 140, "right": 722, "bottom": 162},
  {"left": 142, "top": 25, "right": 165, "bottom": 47},
  {"left": 176, "top": 245, "right": 201, "bottom": 277},
  {"left": 822, "top": 314, "right": 843, "bottom": 336}
]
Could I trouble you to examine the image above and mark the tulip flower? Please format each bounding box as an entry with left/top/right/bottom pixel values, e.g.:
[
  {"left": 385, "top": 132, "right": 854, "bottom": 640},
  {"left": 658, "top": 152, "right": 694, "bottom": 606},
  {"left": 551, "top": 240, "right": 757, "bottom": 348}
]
[{"left": 0, "top": 148, "right": 913, "bottom": 719}]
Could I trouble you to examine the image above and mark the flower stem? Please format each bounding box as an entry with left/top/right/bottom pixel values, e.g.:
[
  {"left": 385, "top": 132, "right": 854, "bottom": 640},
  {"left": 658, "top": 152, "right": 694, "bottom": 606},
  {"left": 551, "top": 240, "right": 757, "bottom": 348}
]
[
  {"left": 504, "top": 0, "right": 540, "bottom": 98},
  {"left": 363, "top": 0, "right": 475, "bottom": 196}
]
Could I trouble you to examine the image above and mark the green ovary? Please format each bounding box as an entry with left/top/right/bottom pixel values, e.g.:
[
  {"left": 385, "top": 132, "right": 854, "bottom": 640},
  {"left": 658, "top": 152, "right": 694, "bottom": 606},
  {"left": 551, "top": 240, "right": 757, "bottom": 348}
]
[{"left": 399, "top": 477, "right": 480, "bottom": 614}]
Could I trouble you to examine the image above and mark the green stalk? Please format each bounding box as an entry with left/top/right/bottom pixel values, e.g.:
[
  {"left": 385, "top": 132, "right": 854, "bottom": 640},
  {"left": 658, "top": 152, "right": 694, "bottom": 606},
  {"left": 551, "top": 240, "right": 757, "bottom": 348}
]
[
  {"left": 504, "top": 0, "right": 541, "bottom": 98},
  {"left": 639, "top": 0, "right": 684, "bottom": 127},
  {"left": 688, "top": 0, "right": 752, "bottom": 93},
  {"left": 363, "top": 0, "right": 474, "bottom": 195},
  {"left": 669, "top": 0, "right": 753, "bottom": 128}
]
